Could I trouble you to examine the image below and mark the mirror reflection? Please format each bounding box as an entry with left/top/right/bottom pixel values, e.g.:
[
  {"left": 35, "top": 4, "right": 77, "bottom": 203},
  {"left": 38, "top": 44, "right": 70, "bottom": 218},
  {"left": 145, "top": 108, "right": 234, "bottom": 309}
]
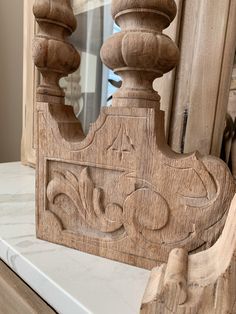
[{"left": 59, "top": 0, "right": 121, "bottom": 133}]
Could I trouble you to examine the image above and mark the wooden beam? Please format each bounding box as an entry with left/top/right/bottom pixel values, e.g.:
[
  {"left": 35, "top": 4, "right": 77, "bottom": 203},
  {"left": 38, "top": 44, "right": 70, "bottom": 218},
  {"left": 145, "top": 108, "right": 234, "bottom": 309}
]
[{"left": 168, "top": 0, "right": 236, "bottom": 156}]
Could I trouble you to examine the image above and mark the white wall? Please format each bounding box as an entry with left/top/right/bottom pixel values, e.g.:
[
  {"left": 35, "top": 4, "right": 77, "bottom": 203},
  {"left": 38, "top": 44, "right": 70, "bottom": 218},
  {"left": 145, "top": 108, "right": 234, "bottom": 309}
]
[{"left": 0, "top": 0, "right": 23, "bottom": 162}]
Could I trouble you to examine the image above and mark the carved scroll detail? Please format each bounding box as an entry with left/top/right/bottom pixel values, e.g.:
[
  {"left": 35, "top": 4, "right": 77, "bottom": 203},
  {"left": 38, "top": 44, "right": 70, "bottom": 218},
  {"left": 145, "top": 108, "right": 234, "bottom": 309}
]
[
  {"left": 141, "top": 194, "right": 236, "bottom": 314},
  {"left": 44, "top": 151, "right": 233, "bottom": 256},
  {"left": 46, "top": 165, "right": 171, "bottom": 240},
  {"left": 33, "top": 0, "right": 80, "bottom": 104}
]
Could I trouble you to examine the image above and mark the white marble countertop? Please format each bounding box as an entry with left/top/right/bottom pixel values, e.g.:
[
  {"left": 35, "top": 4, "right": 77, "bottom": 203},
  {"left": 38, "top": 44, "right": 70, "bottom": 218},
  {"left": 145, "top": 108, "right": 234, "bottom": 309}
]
[{"left": 0, "top": 162, "right": 150, "bottom": 314}]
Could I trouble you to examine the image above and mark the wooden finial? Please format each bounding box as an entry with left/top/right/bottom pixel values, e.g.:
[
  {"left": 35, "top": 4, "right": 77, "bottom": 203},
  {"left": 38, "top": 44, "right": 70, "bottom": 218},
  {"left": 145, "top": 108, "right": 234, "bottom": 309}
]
[
  {"left": 101, "top": 0, "right": 179, "bottom": 109},
  {"left": 33, "top": 0, "right": 80, "bottom": 104}
]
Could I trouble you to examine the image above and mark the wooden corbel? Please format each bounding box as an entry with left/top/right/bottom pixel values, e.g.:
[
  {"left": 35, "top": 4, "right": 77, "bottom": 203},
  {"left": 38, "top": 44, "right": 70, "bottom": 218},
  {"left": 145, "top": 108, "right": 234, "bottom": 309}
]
[
  {"left": 33, "top": 0, "right": 235, "bottom": 269},
  {"left": 141, "top": 194, "right": 236, "bottom": 313}
]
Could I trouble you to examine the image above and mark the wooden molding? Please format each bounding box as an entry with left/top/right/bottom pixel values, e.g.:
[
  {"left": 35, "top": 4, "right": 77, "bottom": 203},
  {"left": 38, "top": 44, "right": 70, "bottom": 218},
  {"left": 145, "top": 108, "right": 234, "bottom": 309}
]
[{"left": 33, "top": 0, "right": 235, "bottom": 269}]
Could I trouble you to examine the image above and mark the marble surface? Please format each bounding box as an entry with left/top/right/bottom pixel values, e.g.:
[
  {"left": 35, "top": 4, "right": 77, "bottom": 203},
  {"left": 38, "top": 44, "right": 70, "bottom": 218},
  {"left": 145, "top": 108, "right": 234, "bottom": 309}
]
[{"left": 0, "top": 162, "right": 150, "bottom": 314}]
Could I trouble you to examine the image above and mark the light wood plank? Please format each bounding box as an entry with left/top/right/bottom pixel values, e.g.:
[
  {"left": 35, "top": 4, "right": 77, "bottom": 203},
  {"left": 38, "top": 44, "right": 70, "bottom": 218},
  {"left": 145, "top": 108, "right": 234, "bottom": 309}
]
[
  {"left": 169, "top": 0, "right": 236, "bottom": 156},
  {"left": 211, "top": 0, "right": 236, "bottom": 156},
  {"left": 0, "top": 261, "right": 55, "bottom": 314},
  {"left": 21, "top": 0, "right": 37, "bottom": 167}
]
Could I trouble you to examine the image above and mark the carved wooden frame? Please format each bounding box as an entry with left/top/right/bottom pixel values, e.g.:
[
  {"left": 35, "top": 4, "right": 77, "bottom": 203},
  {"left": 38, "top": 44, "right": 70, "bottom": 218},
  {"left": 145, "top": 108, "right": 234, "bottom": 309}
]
[{"left": 33, "top": 0, "right": 235, "bottom": 269}]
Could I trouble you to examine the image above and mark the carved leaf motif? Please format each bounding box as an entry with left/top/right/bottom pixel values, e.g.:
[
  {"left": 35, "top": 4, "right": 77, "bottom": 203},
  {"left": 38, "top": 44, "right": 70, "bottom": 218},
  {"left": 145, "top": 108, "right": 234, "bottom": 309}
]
[
  {"left": 47, "top": 171, "right": 84, "bottom": 216},
  {"left": 92, "top": 188, "right": 104, "bottom": 217},
  {"left": 47, "top": 167, "right": 123, "bottom": 233},
  {"left": 78, "top": 168, "right": 94, "bottom": 215},
  {"left": 64, "top": 170, "right": 79, "bottom": 189}
]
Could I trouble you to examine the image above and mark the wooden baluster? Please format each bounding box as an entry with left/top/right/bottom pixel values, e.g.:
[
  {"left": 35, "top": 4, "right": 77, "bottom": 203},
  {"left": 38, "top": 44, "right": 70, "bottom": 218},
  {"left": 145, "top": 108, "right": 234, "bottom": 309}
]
[
  {"left": 33, "top": 0, "right": 80, "bottom": 105},
  {"left": 101, "top": 0, "right": 179, "bottom": 109}
]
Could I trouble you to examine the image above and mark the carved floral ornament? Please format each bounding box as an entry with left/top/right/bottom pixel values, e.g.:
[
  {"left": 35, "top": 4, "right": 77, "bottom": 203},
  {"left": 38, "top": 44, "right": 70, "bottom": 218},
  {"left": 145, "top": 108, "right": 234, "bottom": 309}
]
[{"left": 33, "top": 0, "right": 235, "bottom": 269}]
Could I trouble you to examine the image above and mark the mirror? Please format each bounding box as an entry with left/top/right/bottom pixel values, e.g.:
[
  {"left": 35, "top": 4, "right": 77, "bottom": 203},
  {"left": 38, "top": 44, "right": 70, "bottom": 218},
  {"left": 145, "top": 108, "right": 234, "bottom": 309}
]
[{"left": 59, "top": 0, "right": 121, "bottom": 133}]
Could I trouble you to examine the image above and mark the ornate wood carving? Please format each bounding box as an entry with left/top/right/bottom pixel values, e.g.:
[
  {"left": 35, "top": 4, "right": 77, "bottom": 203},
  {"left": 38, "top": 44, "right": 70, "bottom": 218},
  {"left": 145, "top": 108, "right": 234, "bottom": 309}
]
[
  {"left": 141, "top": 194, "right": 236, "bottom": 313},
  {"left": 33, "top": 0, "right": 235, "bottom": 269}
]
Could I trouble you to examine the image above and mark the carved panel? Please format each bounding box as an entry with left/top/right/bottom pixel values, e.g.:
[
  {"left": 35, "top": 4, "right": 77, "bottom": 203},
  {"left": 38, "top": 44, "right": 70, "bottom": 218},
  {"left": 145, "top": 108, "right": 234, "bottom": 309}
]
[
  {"left": 34, "top": 0, "right": 236, "bottom": 269},
  {"left": 35, "top": 103, "right": 235, "bottom": 268}
]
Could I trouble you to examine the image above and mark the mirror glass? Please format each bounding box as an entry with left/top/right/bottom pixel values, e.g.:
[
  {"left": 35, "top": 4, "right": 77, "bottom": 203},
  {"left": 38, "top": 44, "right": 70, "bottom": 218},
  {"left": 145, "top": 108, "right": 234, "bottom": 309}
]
[{"left": 59, "top": 0, "right": 121, "bottom": 133}]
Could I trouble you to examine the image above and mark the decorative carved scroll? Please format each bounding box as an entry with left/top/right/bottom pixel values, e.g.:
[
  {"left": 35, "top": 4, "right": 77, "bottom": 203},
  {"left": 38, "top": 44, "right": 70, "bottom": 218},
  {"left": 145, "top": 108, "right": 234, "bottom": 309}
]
[
  {"left": 34, "top": 0, "right": 235, "bottom": 269},
  {"left": 141, "top": 194, "right": 236, "bottom": 314}
]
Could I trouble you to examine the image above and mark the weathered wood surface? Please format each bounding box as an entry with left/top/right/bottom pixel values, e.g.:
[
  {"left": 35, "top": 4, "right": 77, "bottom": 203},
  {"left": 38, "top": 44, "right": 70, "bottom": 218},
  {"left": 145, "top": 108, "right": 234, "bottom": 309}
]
[
  {"left": 0, "top": 260, "right": 55, "bottom": 314},
  {"left": 168, "top": 0, "right": 236, "bottom": 156},
  {"left": 33, "top": 0, "right": 235, "bottom": 269},
  {"left": 211, "top": 0, "right": 236, "bottom": 157},
  {"left": 141, "top": 193, "right": 236, "bottom": 314},
  {"left": 229, "top": 64, "right": 236, "bottom": 179}
]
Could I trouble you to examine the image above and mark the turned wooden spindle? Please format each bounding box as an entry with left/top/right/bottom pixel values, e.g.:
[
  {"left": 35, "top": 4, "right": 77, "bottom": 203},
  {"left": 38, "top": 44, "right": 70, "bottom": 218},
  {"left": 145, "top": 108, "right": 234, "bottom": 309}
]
[
  {"left": 33, "top": 0, "right": 80, "bottom": 104},
  {"left": 101, "top": 0, "right": 179, "bottom": 109}
]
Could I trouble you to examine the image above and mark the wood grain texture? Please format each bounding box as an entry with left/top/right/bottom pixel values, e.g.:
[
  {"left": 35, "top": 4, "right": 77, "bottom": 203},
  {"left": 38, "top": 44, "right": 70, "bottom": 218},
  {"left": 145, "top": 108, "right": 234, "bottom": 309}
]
[
  {"left": 141, "top": 193, "right": 236, "bottom": 314},
  {"left": 0, "top": 260, "right": 55, "bottom": 314},
  {"left": 153, "top": 0, "right": 183, "bottom": 136},
  {"left": 228, "top": 63, "right": 236, "bottom": 179},
  {"left": 34, "top": 0, "right": 235, "bottom": 269},
  {"left": 211, "top": 0, "right": 236, "bottom": 156},
  {"left": 168, "top": 0, "right": 236, "bottom": 156}
]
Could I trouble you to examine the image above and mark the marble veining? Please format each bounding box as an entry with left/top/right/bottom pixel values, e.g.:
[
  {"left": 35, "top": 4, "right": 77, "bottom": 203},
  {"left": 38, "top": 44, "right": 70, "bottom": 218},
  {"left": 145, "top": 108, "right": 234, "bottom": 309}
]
[{"left": 0, "top": 162, "right": 150, "bottom": 314}]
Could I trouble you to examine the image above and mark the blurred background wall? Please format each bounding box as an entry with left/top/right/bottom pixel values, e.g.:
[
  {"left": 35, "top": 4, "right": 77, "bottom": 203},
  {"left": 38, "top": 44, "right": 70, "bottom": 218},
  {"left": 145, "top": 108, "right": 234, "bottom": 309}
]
[{"left": 0, "top": 0, "right": 23, "bottom": 162}]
